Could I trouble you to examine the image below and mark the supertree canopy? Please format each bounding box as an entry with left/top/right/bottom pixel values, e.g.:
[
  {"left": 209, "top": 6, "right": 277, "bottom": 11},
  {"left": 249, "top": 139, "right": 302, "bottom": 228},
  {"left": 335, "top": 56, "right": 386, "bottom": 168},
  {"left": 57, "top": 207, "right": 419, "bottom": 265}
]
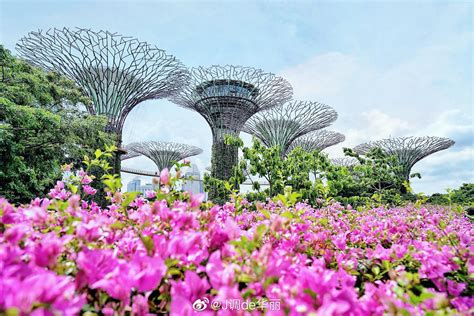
[
  {"left": 243, "top": 101, "right": 338, "bottom": 155},
  {"left": 331, "top": 157, "right": 360, "bottom": 169},
  {"left": 121, "top": 145, "right": 140, "bottom": 161},
  {"left": 17, "top": 28, "right": 188, "bottom": 171},
  {"left": 170, "top": 65, "right": 292, "bottom": 182},
  {"left": 353, "top": 136, "right": 455, "bottom": 180},
  {"left": 286, "top": 130, "right": 345, "bottom": 155},
  {"left": 126, "top": 141, "right": 203, "bottom": 172}
]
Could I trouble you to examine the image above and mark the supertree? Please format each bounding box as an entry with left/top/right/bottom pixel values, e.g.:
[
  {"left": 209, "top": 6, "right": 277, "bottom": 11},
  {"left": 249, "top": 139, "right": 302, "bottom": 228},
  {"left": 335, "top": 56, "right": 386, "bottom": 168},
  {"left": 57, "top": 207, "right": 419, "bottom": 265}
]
[
  {"left": 286, "top": 130, "right": 345, "bottom": 155},
  {"left": 121, "top": 145, "right": 140, "bottom": 161},
  {"left": 243, "top": 101, "right": 338, "bottom": 155},
  {"left": 353, "top": 136, "right": 454, "bottom": 180},
  {"left": 169, "top": 65, "right": 292, "bottom": 182},
  {"left": 17, "top": 27, "right": 188, "bottom": 172},
  {"left": 126, "top": 141, "right": 203, "bottom": 172},
  {"left": 331, "top": 157, "right": 360, "bottom": 169}
]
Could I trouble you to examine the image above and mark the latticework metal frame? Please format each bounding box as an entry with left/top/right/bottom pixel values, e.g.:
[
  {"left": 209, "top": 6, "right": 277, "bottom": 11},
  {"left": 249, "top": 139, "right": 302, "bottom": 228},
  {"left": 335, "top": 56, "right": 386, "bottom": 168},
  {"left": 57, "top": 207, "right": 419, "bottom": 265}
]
[
  {"left": 120, "top": 151, "right": 140, "bottom": 161},
  {"left": 243, "top": 101, "right": 338, "bottom": 155},
  {"left": 17, "top": 28, "right": 188, "bottom": 137},
  {"left": 126, "top": 141, "right": 203, "bottom": 171},
  {"left": 331, "top": 157, "right": 360, "bottom": 169},
  {"left": 170, "top": 65, "right": 292, "bottom": 182},
  {"left": 286, "top": 130, "right": 344, "bottom": 155},
  {"left": 121, "top": 144, "right": 141, "bottom": 161},
  {"left": 354, "top": 136, "right": 455, "bottom": 180}
]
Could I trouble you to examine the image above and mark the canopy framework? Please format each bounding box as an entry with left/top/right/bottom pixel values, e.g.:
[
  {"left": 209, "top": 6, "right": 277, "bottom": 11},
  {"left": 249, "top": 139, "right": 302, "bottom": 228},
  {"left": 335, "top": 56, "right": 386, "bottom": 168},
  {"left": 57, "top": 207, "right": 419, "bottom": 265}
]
[
  {"left": 243, "top": 101, "right": 338, "bottom": 155},
  {"left": 286, "top": 130, "right": 345, "bottom": 155},
  {"left": 170, "top": 65, "right": 292, "bottom": 182},
  {"left": 331, "top": 157, "right": 360, "bottom": 170},
  {"left": 126, "top": 141, "right": 203, "bottom": 172},
  {"left": 121, "top": 145, "right": 141, "bottom": 161},
  {"left": 17, "top": 28, "right": 188, "bottom": 172},
  {"left": 354, "top": 136, "right": 455, "bottom": 180}
]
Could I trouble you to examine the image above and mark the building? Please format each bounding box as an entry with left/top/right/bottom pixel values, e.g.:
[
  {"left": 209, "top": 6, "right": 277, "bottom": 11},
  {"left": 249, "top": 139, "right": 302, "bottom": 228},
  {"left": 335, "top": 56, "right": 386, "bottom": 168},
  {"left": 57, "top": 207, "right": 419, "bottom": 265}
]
[
  {"left": 126, "top": 177, "right": 157, "bottom": 193},
  {"left": 182, "top": 164, "right": 204, "bottom": 195},
  {"left": 127, "top": 177, "right": 141, "bottom": 192}
]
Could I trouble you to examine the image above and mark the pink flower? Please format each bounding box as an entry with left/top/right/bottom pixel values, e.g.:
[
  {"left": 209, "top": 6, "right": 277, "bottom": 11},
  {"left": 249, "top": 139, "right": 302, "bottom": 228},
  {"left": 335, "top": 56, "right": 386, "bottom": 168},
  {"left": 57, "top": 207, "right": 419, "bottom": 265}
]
[
  {"left": 33, "top": 232, "right": 66, "bottom": 268},
  {"left": 189, "top": 193, "right": 205, "bottom": 209},
  {"left": 160, "top": 168, "right": 170, "bottom": 185},
  {"left": 170, "top": 271, "right": 210, "bottom": 314},
  {"left": 83, "top": 185, "right": 97, "bottom": 195},
  {"left": 145, "top": 190, "right": 156, "bottom": 199},
  {"left": 130, "top": 253, "right": 167, "bottom": 292},
  {"left": 132, "top": 294, "right": 150, "bottom": 316},
  {"left": 447, "top": 280, "right": 466, "bottom": 296},
  {"left": 81, "top": 175, "right": 93, "bottom": 185}
]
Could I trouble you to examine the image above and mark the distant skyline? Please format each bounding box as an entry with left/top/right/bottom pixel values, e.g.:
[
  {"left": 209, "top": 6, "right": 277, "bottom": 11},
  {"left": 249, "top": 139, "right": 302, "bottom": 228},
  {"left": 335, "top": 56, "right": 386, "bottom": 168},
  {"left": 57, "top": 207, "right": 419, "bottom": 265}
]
[{"left": 1, "top": 0, "right": 472, "bottom": 193}]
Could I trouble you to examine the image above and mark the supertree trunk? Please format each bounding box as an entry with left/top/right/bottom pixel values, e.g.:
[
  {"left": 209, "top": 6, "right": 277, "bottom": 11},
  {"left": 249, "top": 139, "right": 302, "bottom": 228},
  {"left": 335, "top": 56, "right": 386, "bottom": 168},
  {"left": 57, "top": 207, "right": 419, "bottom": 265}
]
[{"left": 211, "top": 137, "right": 239, "bottom": 181}]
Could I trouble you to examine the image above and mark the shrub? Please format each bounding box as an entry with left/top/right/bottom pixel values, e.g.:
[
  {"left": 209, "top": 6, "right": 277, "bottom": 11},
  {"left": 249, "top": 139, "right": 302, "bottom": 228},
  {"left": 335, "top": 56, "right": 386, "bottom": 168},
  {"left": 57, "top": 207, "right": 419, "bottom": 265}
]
[{"left": 0, "top": 150, "right": 472, "bottom": 315}]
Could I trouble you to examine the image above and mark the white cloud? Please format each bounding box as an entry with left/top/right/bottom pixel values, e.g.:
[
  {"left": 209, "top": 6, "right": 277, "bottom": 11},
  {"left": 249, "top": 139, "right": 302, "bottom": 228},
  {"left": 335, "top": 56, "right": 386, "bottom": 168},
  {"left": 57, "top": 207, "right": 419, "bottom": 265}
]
[{"left": 279, "top": 40, "right": 473, "bottom": 194}]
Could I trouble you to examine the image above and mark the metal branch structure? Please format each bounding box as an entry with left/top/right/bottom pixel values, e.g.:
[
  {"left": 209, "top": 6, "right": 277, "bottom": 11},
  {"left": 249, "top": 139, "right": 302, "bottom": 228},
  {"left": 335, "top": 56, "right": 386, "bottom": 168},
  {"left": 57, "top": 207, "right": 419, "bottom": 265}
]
[
  {"left": 121, "top": 144, "right": 141, "bottom": 161},
  {"left": 170, "top": 65, "right": 292, "bottom": 183},
  {"left": 286, "top": 130, "right": 345, "bottom": 155},
  {"left": 354, "top": 136, "right": 455, "bottom": 180},
  {"left": 17, "top": 28, "right": 188, "bottom": 172},
  {"left": 126, "top": 141, "right": 203, "bottom": 172},
  {"left": 331, "top": 157, "right": 360, "bottom": 169},
  {"left": 243, "top": 101, "right": 338, "bottom": 155}
]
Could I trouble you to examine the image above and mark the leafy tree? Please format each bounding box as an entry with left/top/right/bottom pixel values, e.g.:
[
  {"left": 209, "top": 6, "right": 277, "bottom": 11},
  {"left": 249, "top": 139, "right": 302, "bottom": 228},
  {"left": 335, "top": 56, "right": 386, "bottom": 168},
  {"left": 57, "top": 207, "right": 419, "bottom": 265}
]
[
  {"left": 0, "top": 46, "right": 115, "bottom": 203},
  {"left": 427, "top": 183, "right": 474, "bottom": 207},
  {"left": 0, "top": 99, "right": 63, "bottom": 202},
  {"left": 0, "top": 45, "right": 89, "bottom": 111},
  {"left": 242, "top": 139, "right": 286, "bottom": 196}
]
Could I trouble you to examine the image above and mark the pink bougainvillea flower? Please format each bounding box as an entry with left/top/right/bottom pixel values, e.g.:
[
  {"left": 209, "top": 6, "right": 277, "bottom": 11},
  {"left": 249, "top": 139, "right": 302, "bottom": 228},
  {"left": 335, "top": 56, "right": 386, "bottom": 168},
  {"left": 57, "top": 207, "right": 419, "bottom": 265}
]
[
  {"left": 83, "top": 185, "right": 97, "bottom": 195},
  {"left": 160, "top": 168, "right": 170, "bottom": 186}
]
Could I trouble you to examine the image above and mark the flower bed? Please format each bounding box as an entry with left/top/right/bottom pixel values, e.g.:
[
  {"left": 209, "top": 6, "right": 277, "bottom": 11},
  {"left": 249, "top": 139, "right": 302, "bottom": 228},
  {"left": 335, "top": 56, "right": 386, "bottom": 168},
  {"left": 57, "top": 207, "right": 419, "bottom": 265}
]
[{"left": 1, "top": 184, "right": 473, "bottom": 315}]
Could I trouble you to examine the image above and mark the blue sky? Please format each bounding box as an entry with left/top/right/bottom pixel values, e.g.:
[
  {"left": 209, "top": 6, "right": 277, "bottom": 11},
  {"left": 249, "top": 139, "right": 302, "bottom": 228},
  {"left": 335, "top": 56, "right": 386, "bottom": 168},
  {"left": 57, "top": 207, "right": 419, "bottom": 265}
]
[{"left": 1, "top": 0, "right": 472, "bottom": 194}]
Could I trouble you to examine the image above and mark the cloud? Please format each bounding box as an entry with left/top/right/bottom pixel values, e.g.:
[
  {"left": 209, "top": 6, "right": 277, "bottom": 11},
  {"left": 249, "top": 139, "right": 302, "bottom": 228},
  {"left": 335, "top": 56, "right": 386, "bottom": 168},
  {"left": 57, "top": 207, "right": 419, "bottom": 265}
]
[{"left": 279, "top": 39, "right": 473, "bottom": 194}]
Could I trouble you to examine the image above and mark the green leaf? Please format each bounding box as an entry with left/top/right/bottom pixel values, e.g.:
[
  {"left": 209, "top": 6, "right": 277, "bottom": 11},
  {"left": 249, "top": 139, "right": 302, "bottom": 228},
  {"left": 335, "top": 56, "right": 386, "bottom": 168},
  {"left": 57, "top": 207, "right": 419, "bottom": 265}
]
[
  {"left": 110, "top": 221, "right": 125, "bottom": 230},
  {"left": 121, "top": 191, "right": 138, "bottom": 209},
  {"left": 281, "top": 211, "right": 294, "bottom": 219},
  {"left": 140, "top": 235, "right": 155, "bottom": 256},
  {"left": 94, "top": 149, "right": 102, "bottom": 158},
  {"left": 261, "top": 209, "right": 271, "bottom": 219}
]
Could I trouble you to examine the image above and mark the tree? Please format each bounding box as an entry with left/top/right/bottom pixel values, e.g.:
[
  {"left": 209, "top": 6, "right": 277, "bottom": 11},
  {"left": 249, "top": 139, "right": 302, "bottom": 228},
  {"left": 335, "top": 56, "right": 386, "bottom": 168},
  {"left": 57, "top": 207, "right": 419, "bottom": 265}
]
[
  {"left": 1, "top": 100, "right": 63, "bottom": 202},
  {"left": 0, "top": 46, "right": 114, "bottom": 203},
  {"left": 0, "top": 45, "right": 89, "bottom": 112}
]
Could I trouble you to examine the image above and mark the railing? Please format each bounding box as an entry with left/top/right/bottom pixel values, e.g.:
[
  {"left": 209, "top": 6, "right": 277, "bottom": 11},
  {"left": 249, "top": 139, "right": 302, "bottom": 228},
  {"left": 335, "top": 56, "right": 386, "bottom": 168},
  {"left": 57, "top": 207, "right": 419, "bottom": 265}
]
[
  {"left": 120, "top": 167, "right": 269, "bottom": 186},
  {"left": 120, "top": 167, "right": 159, "bottom": 177}
]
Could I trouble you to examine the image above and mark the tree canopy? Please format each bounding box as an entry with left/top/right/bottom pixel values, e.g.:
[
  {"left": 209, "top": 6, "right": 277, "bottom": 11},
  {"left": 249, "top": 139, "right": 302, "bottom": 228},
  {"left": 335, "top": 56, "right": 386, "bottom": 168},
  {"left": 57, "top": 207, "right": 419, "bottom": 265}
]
[{"left": 0, "top": 45, "right": 114, "bottom": 203}]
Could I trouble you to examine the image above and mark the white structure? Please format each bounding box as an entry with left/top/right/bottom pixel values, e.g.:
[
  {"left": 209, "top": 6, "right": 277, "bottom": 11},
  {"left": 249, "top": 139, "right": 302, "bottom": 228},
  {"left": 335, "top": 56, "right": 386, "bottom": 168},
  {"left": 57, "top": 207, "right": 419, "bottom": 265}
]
[
  {"left": 127, "top": 177, "right": 141, "bottom": 192},
  {"left": 126, "top": 177, "right": 157, "bottom": 193},
  {"left": 182, "top": 164, "right": 204, "bottom": 194}
]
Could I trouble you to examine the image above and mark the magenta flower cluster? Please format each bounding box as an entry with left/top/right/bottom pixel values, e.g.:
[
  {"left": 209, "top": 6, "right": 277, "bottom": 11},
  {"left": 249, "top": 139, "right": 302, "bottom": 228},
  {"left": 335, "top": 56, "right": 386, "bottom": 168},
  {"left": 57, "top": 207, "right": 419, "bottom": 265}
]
[{"left": 0, "top": 181, "right": 472, "bottom": 315}]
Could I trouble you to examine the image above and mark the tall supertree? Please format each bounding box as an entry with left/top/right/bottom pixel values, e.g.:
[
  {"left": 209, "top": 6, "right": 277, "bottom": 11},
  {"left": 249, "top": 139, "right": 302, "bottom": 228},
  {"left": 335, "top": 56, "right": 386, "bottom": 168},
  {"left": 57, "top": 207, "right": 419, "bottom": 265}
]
[
  {"left": 243, "top": 101, "right": 338, "bottom": 155},
  {"left": 353, "top": 136, "right": 455, "bottom": 180},
  {"left": 17, "top": 28, "right": 188, "bottom": 172},
  {"left": 126, "top": 141, "right": 203, "bottom": 172},
  {"left": 169, "top": 65, "right": 292, "bottom": 182},
  {"left": 286, "top": 130, "right": 345, "bottom": 155},
  {"left": 331, "top": 157, "right": 360, "bottom": 170}
]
